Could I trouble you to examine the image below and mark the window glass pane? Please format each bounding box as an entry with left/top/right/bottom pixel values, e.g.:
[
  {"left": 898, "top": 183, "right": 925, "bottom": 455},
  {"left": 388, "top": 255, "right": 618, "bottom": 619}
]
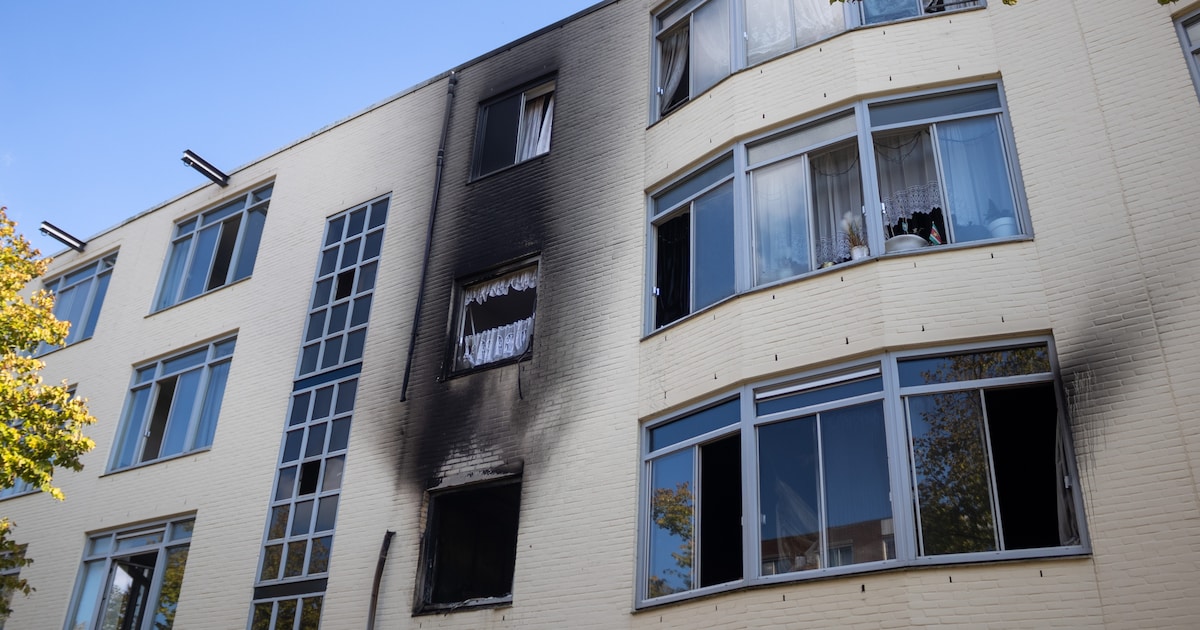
[
  {"left": 746, "top": 0, "right": 793, "bottom": 65},
  {"left": 151, "top": 546, "right": 188, "bottom": 628},
  {"left": 68, "top": 560, "right": 106, "bottom": 629},
  {"left": 276, "top": 466, "right": 297, "bottom": 501},
  {"left": 752, "top": 157, "right": 809, "bottom": 284},
  {"left": 821, "top": 402, "right": 893, "bottom": 566},
  {"left": 322, "top": 456, "right": 345, "bottom": 492},
  {"left": 655, "top": 155, "right": 734, "bottom": 215},
  {"left": 650, "top": 398, "right": 739, "bottom": 451},
  {"left": 290, "top": 393, "right": 311, "bottom": 427},
  {"left": 305, "top": 311, "right": 326, "bottom": 342},
  {"left": 368, "top": 199, "right": 389, "bottom": 228},
  {"left": 936, "top": 116, "right": 1019, "bottom": 243},
  {"left": 160, "top": 369, "right": 203, "bottom": 456},
  {"left": 362, "top": 230, "right": 383, "bottom": 260},
  {"left": 276, "top": 596, "right": 298, "bottom": 624},
  {"left": 327, "top": 303, "right": 349, "bottom": 335},
  {"left": 90, "top": 535, "right": 114, "bottom": 556},
  {"left": 691, "top": 0, "right": 730, "bottom": 95},
  {"left": 299, "top": 596, "right": 323, "bottom": 630},
  {"left": 339, "top": 238, "right": 361, "bottom": 270},
  {"left": 81, "top": 272, "right": 112, "bottom": 339},
  {"left": 861, "top": 0, "right": 919, "bottom": 24},
  {"left": 234, "top": 208, "right": 268, "bottom": 281},
  {"left": 356, "top": 261, "right": 378, "bottom": 293},
  {"left": 169, "top": 520, "right": 194, "bottom": 541},
  {"left": 319, "top": 248, "right": 338, "bottom": 277},
  {"left": 794, "top": 0, "right": 844, "bottom": 48},
  {"left": 875, "top": 127, "right": 945, "bottom": 245},
  {"left": 308, "top": 538, "right": 332, "bottom": 575},
  {"left": 260, "top": 544, "right": 283, "bottom": 581},
  {"left": 141, "top": 376, "right": 178, "bottom": 462},
  {"left": 213, "top": 338, "right": 237, "bottom": 358},
  {"left": 328, "top": 419, "right": 351, "bottom": 452},
  {"left": 181, "top": 224, "right": 220, "bottom": 300},
  {"left": 748, "top": 113, "right": 856, "bottom": 167},
  {"left": 282, "top": 430, "right": 304, "bottom": 463},
  {"left": 908, "top": 391, "right": 997, "bottom": 555},
  {"left": 157, "top": 238, "right": 191, "bottom": 309},
  {"left": 299, "top": 345, "right": 320, "bottom": 374},
  {"left": 343, "top": 329, "right": 365, "bottom": 362},
  {"left": 58, "top": 285, "right": 89, "bottom": 344},
  {"left": 647, "top": 450, "right": 694, "bottom": 597},
  {"left": 115, "top": 529, "right": 165, "bottom": 551},
  {"left": 326, "top": 217, "right": 345, "bottom": 246},
  {"left": 268, "top": 506, "right": 289, "bottom": 540},
  {"left": 693, "top": 182, "right": 736, "bottom": 310},
  {"left": 251, "top": 603, "right": 273, "bottom": 630},
  {"left": 315, "top": 496, "right": 339, "bottom": 532},
  {"left": 478, "top": 93, "right": 522, "bottom": 176},
  {"left": 312, "top": 387, "right": 334, "bottom": 419},
  {"left": 898, "top": 345, "right": 1050, "bottom": 387},
  {"left": 335, "top": 380, "right": 357, "bottom": 414},
  {"left": 114, "top": 388, "right": 151, "bottom": 469},
  {"left": 320, "top": 336, "right": 343, "bottom": 369},
  {"left": 757, "top": 375, "right": 882, "bottom": 416},
  {"left": 161, "top": 348, "right": 208, "bottom": 375},
  {"left": 350, "top": 295, "right": 372, "bottom": 327},
  {"left": 207, "top": 214, "right": 242, "bottom": 290},
  {"left": 869, "top": 87, "right": 1001, "bottom": 127},
  {"left": 305, "top": 423, "right": 327, "bottom": 458},
  {"left": 655, "top": 213, "right": 690, "bottom": 328},
  {"left": 347, "top": 208, "right": 367, "bottom": 237},
  {"left": 811, "top": 141, "right": 864, "bottom": 266},
  {"left": 252, "top": 184, "right": 272, "bottom": 203},
  {"left": 291, "top": 500, "right": 314, "bottom": 536},
  {"left": 201, "top": 198, "right": 246, "bottom": 225},
  {"left": 312, "top": 279, "right": 333, "bottom": 309},
  {"left": 100, "top": 555, "right": 157, "bottom": 628},
  {"left": 758, "top": 415, "right": 821, "bottom": 573},
  {"left": 283, "top": 542, "right": 307, "bottom": 578}
]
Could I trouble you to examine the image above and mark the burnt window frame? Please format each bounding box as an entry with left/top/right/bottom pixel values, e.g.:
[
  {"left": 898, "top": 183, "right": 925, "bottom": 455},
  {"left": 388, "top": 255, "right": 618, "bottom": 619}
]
[
  {"left": 416, "top": 478, "right": 523, "bottom": 613},
  {"left": 471, "top": 78, "right": 556, "bottom": 179},
  {"left": 445, "top": 258, "right": 539, "bottom": 377},
  {"left": 637, "top": 338, "right": 1089, "bottom": 608}
]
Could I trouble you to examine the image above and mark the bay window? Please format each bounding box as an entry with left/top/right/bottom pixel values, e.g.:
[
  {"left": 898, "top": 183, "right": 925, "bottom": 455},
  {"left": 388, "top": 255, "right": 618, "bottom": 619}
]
[
  {"left": 638, "top": 340, "right": 1086, "bottom": 607},
  {"left": 649, "top": 83, "right": 1027, "bottom": 330}
]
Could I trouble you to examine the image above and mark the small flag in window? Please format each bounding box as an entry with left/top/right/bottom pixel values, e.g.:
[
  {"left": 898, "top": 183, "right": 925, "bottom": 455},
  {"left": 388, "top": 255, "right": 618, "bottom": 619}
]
[{"left": 929, "top": 223, "right": 943, "bottom": 245}]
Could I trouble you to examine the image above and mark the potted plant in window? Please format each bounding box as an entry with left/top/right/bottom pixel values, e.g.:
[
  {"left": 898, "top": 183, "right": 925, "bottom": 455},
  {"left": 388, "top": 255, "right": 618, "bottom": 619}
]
[{"left": 842, "top": 211, "right": 869, "bottom": 260}]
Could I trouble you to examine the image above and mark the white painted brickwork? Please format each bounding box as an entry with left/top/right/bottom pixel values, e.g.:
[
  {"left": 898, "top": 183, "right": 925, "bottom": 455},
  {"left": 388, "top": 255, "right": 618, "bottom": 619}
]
[{"left": 6, "top": 0, "right": 1200, "bottom": 628}]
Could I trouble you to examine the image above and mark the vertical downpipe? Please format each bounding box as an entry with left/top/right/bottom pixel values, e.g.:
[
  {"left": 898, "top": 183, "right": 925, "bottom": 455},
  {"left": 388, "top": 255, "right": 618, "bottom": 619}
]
[
  {"left": 400, "top": 71, "right": 458, "bottom": 402},
  {"left": 365, "top": 530, "right": 396, "bottom": 630}
]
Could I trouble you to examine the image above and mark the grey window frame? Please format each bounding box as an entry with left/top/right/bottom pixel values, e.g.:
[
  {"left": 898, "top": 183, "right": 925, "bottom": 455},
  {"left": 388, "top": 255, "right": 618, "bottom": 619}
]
[
  {"left": 636, "top": 337, "right": 1088, "bottom": 608},
  {"left": 471, "top": 80, "right": 556, "bottom": 179},
  {"left": 38, "top": 252, "right": 118, "bottom": 353},
  {"left": 153, "top": 183, "right": 271, "bottom": 311},
  {"left": 647, "top": 82, "right": 1029, "bottom": 332},
  {"left": 64, "top": 516, "right": 195, "bottom": 630},
  {"left": 1178, "top": 7, "right": 1200, "bottom": 103},
  {"left": 108, "top": 337, "right": 236, "bottom": 471}
]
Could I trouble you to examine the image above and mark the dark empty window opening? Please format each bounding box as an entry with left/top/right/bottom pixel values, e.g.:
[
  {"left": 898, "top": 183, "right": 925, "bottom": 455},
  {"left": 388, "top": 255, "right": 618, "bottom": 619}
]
[
  {"left": 334, "top": 269, "right": 355, "bottom": 301},
  {"left": 452, "top": 264, "right": 538, "bottom": 372},
  {"left": 421, "top": 481, "right": 522, "bottom": 609}
]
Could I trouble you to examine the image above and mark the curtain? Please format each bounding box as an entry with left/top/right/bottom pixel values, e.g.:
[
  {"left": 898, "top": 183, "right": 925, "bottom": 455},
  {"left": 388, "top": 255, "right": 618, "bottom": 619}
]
[
  {"left": 457, "top": 268, "right": 539, "bottom": 369},
  {"left": 1055, "top": 419, "right": 1081, "bottom": 546},
  {"left": 810, "top": 142, "right": 862, "bottom": 264},
  {"left": 746, "top": 0, "right": 792, "bottom": 65},
  {"left": 692, "top": 0, "right": 731, "bottom": 95},
  {"left": 460, "top": 315, "right": 535, "bottom": 369},
  {"left": 935, "top": 116, "right": 1016, "bottom": 242},
  {"left": 462, "top": 267, "right": 538, "bottom": 306},
  {"left": 794, "top": 0, "right": 845, "bottom": 49},
  {"left": 752, "top": 156, "right": 809, "bottom": 283},
  {"left": 659, "top": 28, "right": 689, "bottom": 115},
  {"left": 874, "top": 128, "right": 940, "bottom": 236},
  {"left": 518, "top": 93, "right": 554, "bottom": 161}
]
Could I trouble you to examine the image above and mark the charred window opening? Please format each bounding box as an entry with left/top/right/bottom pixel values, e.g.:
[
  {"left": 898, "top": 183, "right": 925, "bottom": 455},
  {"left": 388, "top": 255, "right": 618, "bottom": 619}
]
[
  {"left": 452, "top": 264, "right": 538, "bottom": 373},
  {"left": 421, "top": 480, "right": 522, "bottom": 609},
  {"left": 473, "top": 80, "right": 555, "bottom": 178}
]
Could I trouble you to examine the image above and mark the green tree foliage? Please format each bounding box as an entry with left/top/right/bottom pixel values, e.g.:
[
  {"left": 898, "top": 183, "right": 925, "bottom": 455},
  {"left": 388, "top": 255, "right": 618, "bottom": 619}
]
[
  {"left": 648, "top": 481, "right": 694, "bottom": 598},
  {"left": 0, "top": 207, "right": 97, "bottom": 616}
]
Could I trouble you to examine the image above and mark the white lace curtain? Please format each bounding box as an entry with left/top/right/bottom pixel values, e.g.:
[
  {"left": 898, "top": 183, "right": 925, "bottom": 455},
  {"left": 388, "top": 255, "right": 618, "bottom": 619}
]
[
  {"left": 461, "top": 267, "right": 538, "bottom": 306},
  {"left": 746, "top": 0, "right": 845, "bottom": 65},
  {"left": 457, "top": 268, "right": 538, "bottom": 369}
]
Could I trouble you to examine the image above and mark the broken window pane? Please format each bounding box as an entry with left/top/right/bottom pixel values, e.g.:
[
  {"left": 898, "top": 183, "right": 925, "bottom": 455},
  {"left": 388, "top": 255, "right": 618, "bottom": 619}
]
[{"left": 425, "top": 481, "right": 522, "bottom": 606}]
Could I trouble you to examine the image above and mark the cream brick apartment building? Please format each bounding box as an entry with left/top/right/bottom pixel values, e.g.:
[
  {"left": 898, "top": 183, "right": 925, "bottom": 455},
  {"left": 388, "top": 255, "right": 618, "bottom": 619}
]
[{"left": 6, "top": 0, "right": 1200, "bottom": 628}]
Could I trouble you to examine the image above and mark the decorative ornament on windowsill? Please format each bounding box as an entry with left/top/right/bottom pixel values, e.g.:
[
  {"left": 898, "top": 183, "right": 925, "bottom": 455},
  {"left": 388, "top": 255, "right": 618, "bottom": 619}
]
[{"left": 842, "top": 210, "right": 869, "bottom": 261}]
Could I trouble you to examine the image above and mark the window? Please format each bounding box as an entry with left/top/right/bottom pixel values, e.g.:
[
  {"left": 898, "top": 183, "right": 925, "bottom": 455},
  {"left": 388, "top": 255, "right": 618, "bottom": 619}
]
[
  {"left": 1179, "top": 8, "right": 1200, "bottom": 101},
  {"left": 639, "top": 341, "right": 1085, "bottom": 606},
  {"left": 419, "top": 480, "right": 522, "bottom": 611},
  {"left": 451, "top": 263, "right": 538, "bottom": 373},
  {"left": 298, "top": 196, "right": 388, "bottom": 378},
  {"left": 38, "top": 253, "right": 117, "bottom": 352},
  {"left": 110, "top": 338, "right": 236, "bottom": 470},
  {"left": 65, "top": 516, "right": 194, "bottom": 630},
  {"left": 155, "top": 184, "right": 270, "bottom": 310},
  {"left": 858, "top": 0, "right": 981, "bottom": 26},
  {"left": 745, "top": 0, "right": 845, "bottom": 65},
  {"left": 0, "top": 547, "right": 24, "bottom": 629},
  {"left": 655, "top": 0, "right": 731, "bottom": 116},
  {"left": 474, "top": 81, "right": 555, "bottom": 178},
  {"left": 649, "top": 84, "right": 1026, "bottom": 330},
  {"left": 249, "top": 596, "right": 322, "bottom": 630}
]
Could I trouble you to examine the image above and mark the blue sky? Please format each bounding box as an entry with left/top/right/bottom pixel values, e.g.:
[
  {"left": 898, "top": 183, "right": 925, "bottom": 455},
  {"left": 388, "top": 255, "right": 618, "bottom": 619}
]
[{"left": 0, "top": 1, "right": 602, "bottom": 256}]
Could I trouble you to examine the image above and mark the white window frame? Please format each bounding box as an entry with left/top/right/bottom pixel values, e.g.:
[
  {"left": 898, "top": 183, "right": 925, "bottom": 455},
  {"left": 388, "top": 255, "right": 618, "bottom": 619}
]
[
  {"left": 647, "top": 82, "right": 1029, "bottom": 332},
  {"left": 37, "top": 252, "right": 117, "bottom": 353},
  {"left": 64, "top": 516, "right": 195, "bottom": 630},
  {"left": 472, "top": 80, "right": 556, "bottom": 179},
  {"left": 1178, "top": 7, "right": 1200, "bottom": 103},
  {"left": 108, "top": 337, "right": 237, "bottom": 471},
  {"left": 636, "top": 338, "right": 1089, "bottom": 608},
  {"left": 153, "top": 183, "right": 271, "bottom": 311}
]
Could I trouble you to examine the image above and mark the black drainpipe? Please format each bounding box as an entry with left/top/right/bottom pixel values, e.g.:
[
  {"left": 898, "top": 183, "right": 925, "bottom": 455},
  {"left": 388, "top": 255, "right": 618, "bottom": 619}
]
[
  {"left": 400, "top": 71, "right": 457, "bottom": 402},
  {"left": 365, "top": 530, "right": 396, "bottom": 630}
]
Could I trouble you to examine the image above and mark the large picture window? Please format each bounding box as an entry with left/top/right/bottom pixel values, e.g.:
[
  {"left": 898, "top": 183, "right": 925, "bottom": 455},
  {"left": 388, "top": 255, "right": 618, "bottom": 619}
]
[
  {"left": 155, "top": 184, "right": 270, "bottom": 310},
  {"left": 649, "top": 84, "right": 1026, "bottom": 330},
  {"left": 639, "top": 340, "right": 1085, "bottom": 607},
  {"left": 65, "top": 516, "right": 194, "bottom": 630},
  {"left": 110, "top": 338, "right": 236, "bottom": 471}
]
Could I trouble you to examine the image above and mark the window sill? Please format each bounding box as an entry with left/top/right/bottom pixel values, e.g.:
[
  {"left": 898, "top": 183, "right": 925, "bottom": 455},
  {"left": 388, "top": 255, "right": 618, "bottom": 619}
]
[
  {"left": 146, "top": 275, "right": 253, "bottom": 317},
  {"left": 415, "top": 595, "right": 513, "bottom": 616},
  {"left": 644, "top": 235, "right": 1032, "bottom": 339},
  {"left": 634, "top": 547, "right": 1090, "bottom": 611},
  {"left": 102, "top": 447, "right": 212, "bottom": 477}
]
